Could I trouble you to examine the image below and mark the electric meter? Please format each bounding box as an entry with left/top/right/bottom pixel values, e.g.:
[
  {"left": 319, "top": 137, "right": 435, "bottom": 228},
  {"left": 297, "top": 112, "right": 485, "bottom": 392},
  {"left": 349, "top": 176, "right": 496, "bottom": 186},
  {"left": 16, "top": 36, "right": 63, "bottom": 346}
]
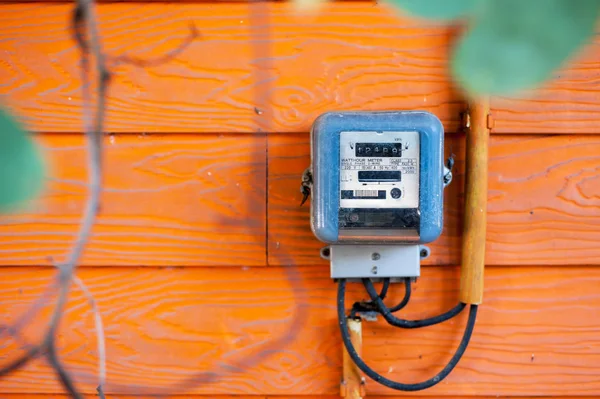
[
  {"left": 308, "top": 109, "right": 481, "bottom": 393},
  {"left": 309, "top": 111, "right": 445, "bottom": 279}
]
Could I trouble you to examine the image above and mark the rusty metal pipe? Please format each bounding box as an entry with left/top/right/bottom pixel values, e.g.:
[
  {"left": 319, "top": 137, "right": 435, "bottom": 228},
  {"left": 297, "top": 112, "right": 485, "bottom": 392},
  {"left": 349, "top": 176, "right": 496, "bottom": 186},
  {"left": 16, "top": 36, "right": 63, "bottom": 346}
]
[{"left": 459, "top": 97, "right": 490, "bottom": 305}]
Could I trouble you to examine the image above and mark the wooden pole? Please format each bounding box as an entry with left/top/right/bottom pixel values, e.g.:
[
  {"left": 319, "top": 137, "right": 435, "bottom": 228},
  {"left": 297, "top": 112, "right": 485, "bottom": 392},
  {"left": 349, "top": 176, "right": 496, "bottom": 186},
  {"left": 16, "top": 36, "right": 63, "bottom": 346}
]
[
  {"left": 340, "top": 318, "right": 365, "bottom": 399},
  {"left": 459, "top": 97, "right": 490, "bottom": 305}
]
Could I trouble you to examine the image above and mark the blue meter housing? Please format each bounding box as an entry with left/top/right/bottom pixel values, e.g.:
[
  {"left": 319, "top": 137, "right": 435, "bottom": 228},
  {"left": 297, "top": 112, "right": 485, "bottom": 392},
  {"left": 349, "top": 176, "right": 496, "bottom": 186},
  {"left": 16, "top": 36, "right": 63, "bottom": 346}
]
[{"left": 309, "top": 111, "right": 445, "bottom": 245}]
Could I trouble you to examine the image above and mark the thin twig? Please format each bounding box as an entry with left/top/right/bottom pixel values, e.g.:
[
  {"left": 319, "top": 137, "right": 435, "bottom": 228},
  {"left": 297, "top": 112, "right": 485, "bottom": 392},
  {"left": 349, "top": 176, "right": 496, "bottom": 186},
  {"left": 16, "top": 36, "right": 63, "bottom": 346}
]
[
  {"left": 109, "top": 23, "right": 198, "bottom": 68},
  {"left": 96, "top": 385, "right": 106, "bottom": 399},
  {"left": 0, "top": 0, "right": 110, "bottom": 396},
  {"left": 0, "top": 1, "right": 96, "bottom": 377},
  {"left": 51, "top": 1, "right": 310, "bottom": 394},
  {"left": 0, "top": 0, "right": 194, "bottom": 393},
  {"left": 0, "top": 277, "right": 106, "bottom": 397},
  {"left": 57, "top": 258, "right": 309, "bottom": 397},
  {"left": 0, "top": 323, "right": 35, "bottom": 349},
  {"left": 0, "top": 345, "right": 43, "bottom": 377},
  {"left": 0, "top": 1, "right": 311, "bottom": 397},
  {"left": 38, "top": 2, "right": 108, "bottom": 396},
  {"left": 43, "top": 0, "right": 105, "bottom": 343},
  {"left": 73, "top": 275, "right": 106, "bottom": 394},
  {"left": 0, "top": 282, "right": 57, "bottom": 342},
  {"left": 64, "top": 2, "right": 308, "bottom": 393},
  {"left": 46, "top": 343, "right": 84, "bottom": 399}
]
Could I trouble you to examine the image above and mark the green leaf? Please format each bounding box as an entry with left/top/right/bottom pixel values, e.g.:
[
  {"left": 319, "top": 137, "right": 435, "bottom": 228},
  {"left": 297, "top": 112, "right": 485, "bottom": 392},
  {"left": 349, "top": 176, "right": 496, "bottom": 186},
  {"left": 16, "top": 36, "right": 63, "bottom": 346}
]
[
  {"left": 0, "top": 108, "right": 45, "bottom": 213},
  {"left": 385, "top": 0, "right": 477, "bottom": 20},
  {"left": 451, "top": 0, "right": 600, "bottom": 96}
]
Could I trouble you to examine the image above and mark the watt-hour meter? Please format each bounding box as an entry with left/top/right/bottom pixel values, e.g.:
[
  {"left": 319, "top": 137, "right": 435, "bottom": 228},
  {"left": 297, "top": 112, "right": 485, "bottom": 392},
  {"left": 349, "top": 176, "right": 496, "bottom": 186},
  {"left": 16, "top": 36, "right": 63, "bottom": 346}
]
[
  {"left": 309, "top": 110, "right": 445, "bottom": 279},
  {"left": 305, "top": 109, "right": 481, "bottom": 393}
]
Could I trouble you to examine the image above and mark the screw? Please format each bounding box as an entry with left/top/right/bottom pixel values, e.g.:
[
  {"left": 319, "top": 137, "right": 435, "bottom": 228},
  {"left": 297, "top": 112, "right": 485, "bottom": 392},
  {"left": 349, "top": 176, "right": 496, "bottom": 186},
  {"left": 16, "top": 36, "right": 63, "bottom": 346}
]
[
  {"left": 371, "top": 253, "right": 380, "bottom": 261},
  {"left": 322, "top": 247, "right": 330, "bottom": 258},
  {"left": 371, "top": 266, "right": 378, "bottom": 275}
]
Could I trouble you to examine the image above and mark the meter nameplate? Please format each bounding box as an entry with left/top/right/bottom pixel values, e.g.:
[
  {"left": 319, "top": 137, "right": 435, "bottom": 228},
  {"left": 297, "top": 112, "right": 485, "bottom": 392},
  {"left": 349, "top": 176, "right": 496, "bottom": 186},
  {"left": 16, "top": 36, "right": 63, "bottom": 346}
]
[{"left": 339, "top": 131, "right": 420, "bottom": 210}]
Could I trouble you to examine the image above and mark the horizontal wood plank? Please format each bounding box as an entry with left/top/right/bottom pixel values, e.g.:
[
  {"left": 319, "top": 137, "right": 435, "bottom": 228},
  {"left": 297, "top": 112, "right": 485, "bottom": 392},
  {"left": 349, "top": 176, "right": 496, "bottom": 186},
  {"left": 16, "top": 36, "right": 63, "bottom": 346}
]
[
  {"left": 0, "top": 2, "right": 461, "bottom": 133},
  {"left": 1, "top": 265, "right": 600, "bottom": 396},
  {"left": 0, "top": 134, "right": 266, "bottom": 266},
  {"left": 267, "top": 134, "right": 600, "bottom": 266},
  {"left": 3, "top": 3, "right": 600, "bottom": 134}
]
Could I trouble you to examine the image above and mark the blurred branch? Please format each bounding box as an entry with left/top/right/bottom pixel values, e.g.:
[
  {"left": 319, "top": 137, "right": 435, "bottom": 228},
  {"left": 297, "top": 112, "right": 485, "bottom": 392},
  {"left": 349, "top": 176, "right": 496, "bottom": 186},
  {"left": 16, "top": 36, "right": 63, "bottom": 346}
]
[
  {"left": 0, "top": 1, "right": 107, "bottom": 397},
  {"left": 0, "top": 1, "right": 310, "bottom": 398},
  {"left": 0, "top": 345, "right": 42, "bottom": 378},
  {"left": 110, "top": 23, "right": 199, "bottom": 68},
  {"left": 38, "top": 1, "right": 109, "bottom": 396},
  {"left": 73, "top": 275, "right": 106, "bottom": 398}
]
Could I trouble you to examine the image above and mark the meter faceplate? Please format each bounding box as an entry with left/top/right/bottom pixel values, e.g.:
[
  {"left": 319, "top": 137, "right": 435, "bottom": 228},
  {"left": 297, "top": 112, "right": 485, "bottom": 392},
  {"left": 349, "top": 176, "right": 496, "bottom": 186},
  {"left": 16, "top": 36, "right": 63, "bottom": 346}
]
[
  {"left": 338, "top": 130, "right": 420, "bottom": 241},
  {"left": 310, "top": 111, "right": 444, "bottom": 245},
  {"left": 339, "top": 131, "right": 419, "bottom": 209}
]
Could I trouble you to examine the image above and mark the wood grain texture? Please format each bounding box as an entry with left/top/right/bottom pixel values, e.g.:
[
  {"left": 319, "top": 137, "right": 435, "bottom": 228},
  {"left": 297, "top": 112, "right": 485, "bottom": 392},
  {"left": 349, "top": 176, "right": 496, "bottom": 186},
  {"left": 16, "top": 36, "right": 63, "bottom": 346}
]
[
  {"left": 0, "top": 2, "right": 461, "bottom": 133},
  {"left": 4, "top": 4, "right": 600, "bottom": 134},
  {"left": 2, "top": 265, "right": 600, "bottom": 396},
  {"left": 267, "top": 134, "right": 600, "bottom": 266},
  {"left": 0, "top": 134, "right": 266, "bottom": 266}
]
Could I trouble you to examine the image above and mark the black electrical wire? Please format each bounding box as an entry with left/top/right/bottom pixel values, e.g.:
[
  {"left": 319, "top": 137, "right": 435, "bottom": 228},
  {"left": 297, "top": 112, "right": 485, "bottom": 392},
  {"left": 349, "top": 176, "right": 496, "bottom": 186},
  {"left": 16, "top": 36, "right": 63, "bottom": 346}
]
[
  {"left": 350, "top": 277, "right": 412, "bottom": 318},
  {"left": 388, "top": 277, "right": 411, "bottom": 312},
  {"left": 350, "top": 277, "right": 391, "bottom": 318},
  {"left": 378, "top": 278, "right": 390, "bottom": 300},
  {"left": 362, "top": 278, "right": 466, "bottom": 329},
  {"left": 338, "top": 279, "right": 478, "bottom": 392}
]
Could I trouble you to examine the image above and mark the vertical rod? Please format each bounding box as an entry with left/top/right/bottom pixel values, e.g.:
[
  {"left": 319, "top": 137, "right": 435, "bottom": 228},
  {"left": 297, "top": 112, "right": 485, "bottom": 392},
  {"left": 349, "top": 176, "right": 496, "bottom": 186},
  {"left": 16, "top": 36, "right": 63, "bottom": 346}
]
[
  {"left": 459, "top": 97, "right": 490, "bottom": 305},
  {"left": 341, "top": 318, "right": 365, "bottom": 399}
]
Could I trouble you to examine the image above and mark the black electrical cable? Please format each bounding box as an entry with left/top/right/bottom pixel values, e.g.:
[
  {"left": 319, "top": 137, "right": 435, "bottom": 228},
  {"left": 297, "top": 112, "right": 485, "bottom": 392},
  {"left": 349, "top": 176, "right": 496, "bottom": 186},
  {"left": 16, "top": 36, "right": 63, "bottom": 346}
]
[
  {"left": 388, "top": 277, "right": 411, "bottom": 312},
  {"left": 338, "top": 279, "right": 478, "bottom": 392},
  {"left": 362, "top": 278, "right": 466, "bottom": 329},
  {"left": 350, "top": 278, "right": 391, "bottom": 318},
  {"left": 379, "top": 278, "right": 390, "bottom": 300},
  {"left": 351, "top": 277, "right": 411, "bottom": 318}
]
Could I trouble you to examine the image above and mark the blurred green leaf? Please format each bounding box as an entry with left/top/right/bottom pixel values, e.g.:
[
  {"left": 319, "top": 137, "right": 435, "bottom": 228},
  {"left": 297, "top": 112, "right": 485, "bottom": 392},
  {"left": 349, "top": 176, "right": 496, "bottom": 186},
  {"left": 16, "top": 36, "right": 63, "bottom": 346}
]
[
  {"left": 386, "top": 0, "right": 477, "bottom": 20},
  {"left": 0, "top": 108, "right": 44, "bottom": 213},
  {"left": 452, "top": 0, "right": 600, "bottom": 96}
]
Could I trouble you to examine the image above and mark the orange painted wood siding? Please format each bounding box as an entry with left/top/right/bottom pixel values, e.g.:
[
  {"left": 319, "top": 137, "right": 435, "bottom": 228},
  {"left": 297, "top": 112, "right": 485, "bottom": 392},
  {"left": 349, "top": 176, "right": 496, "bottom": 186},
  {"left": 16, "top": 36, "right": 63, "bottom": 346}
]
[
  {"left": 0, "top": 1, "right": 599, "bottom": 398},
  {"left": 3, "top": 266, "right": 600, "bottom": 396},
  {"left": 0, "top": 134, "right": 267, "bottom": 266},
  {"left": 1, "top": 134, "right": 597, "bottom": 267},
  {"left": 3, "top": 3, "right": 600, "bottom": 134},
  {"left": 268, "top": 134, "right": 600, "bottom": 266}
]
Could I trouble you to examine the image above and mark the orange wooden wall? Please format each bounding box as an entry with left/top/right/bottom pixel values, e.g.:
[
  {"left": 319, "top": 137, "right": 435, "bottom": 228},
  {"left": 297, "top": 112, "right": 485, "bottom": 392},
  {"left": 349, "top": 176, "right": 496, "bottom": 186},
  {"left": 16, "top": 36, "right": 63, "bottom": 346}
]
[{"left": 1, "top": 2, "right": 600, "bottom": 398}]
